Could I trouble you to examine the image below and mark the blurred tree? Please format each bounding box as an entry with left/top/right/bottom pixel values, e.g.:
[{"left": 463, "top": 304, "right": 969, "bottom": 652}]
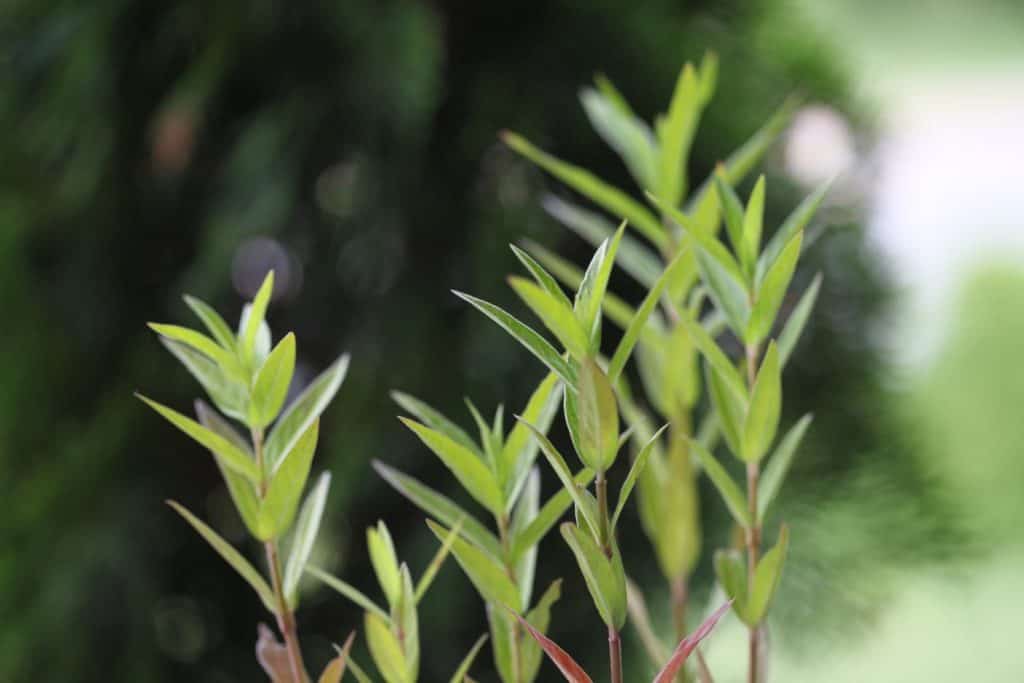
[{"left": 0, "top": 1, "right": 955, "bottom": 681}]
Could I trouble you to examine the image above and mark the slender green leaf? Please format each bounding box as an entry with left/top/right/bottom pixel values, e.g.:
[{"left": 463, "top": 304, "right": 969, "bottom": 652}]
[
  {"left": 183, "top": 294, "right": 237, "bottom": 351},
  {"left": 318, "top": 631, "right": 356, "bottom": 683},
  {"left": 517, "top": 418, "right": 602, "bottom": 539},
  {"left": 397, "top": 565, "right": 419, "bottom": 680},
  {"left": 509, "top": 276, "right": 589, "bottom": 359},
  {"left": 689, "top": 440, "right": 750, "bottom": 527},
  {"left": 625, "top": 580, "right": 670, "bottom": 666},
  {"left": 148, "top": 323, "right": 239, "bottom": 374},
  {"left": 523, "top": 240, "right": 636, "bottom": 329},
  {"left": 401, "top": 418, "right": 502, "bottom": 514},
  {"left": 521, "top": 579, "right": 563, "bottom": 681},
  {"left": 194, "top": 400, "right": 262, "bottom": 539},
  {"left": 391, "top": 391, "right": 479, "bottom": 455},
  {"left": 368, "top": 521, "right": 401, "bottom": 608},
  {"left": 502, "top": 131, "right": 667, "bottom": 249},
  {"left": 265, "top": 352, "right": 349, "bottom": 473},
  {"left": 576, "top": 358, "right": 619, "bottom": 470},
  {"left": 758, "top": 414, "right": 812, "bottom": 521},
  {"left": 346, "top": 655, "right": 375, "bottom": 683},
  {"left": 449, "top": 634, "right": 489, "bottom": 683},
  {"left": 612, "top": 424, "right": 668, "bottom": 527},
  {"left": 594, "top": 73, "right": 636, "bottom": 118},
  {"left": 714, "top": 549, "right": 749, "bottom": 621},
  {"left": 658, "top": 62, "right": 701, "bottom": 206},
  {"left": 697, "top": 50, "right": 719, "bottom": 106},
  {"left": 714, "top": 171, "right": 745, "bottom": 257},
  {"left": 139, "top": 395, "right": 259, "bottom": 483},
  {"left": 510, "top": 244, "right": 574, "bottom": 309},
  {"left": 560, "top": 522, "right": 626, "bottom": 628},
  {"left": 695, "top": 243, "right": 750, "bottom": 336},
  {"left": 283, "top": 471, "right": 331, "bottom": 605},
  {"left": 250, "top": 333, "right": 296, "bottom": 428},
  {"left": 607, "top": 250, "right": 686, "bottom": 383},
  {"left": 158, "top": 338, "right": 248, "bottom": 421},
  {"left": 747, "top": 525, "right": 790, "bottom": 623},
  {"left": 511, "top": 603, "right": 594, "bottom": 683},
  {"left": 426, "top": 520, "right": 520, "bottom": 608},
  {"left": 757, "top": 178, "right": 830, "bottom": 284},
  {"left": 748, "top": 232, "right": 803, "bottom": 344},
  {"left": 652, "top": 601, "right": 732, "bottom": 683},
  {"left": 574, "top": 223, "right": 625, "bottom": 348},
  {"left": 308, "top": 566, "right": 389, "bottom": 622},
  {"left": 679, "top": 317, "right": 746, "bottom": 401},
  {"left": 581, "top": 87, "right": 658, "bottom": 190},
  {"left": 415, "top": 518, "right": 462, "bottom": 603},
  {"left": 542, "top": 195, "right": 663, "bottom": 288},
  {"left": 705, "top": 362, "right": 746, "bottom": 458},
  {"left": 454, "top": 291, "right": 576, "bottom": 385},
  {"left": 372, "top": 461, "right": 502, "bottom": 558},
  {"left": 364, "top": 611, "right": 407, "bottom": 683},
  {"left": 743, "top": 343, "right": 781, "bottom": 463},
  {"left": 166, "top": 501, "right": 275, "bottom": 612},
  {"left": 241, "top": 271, "right": 274, "bottom": 365},
  {"left": 502, "top": 372, "right": 563, "bottom": 510},
  {"left": 260, "top": 419, "right": 319, "bottom": 538},
  {"left": 510, "top": 468, "right": 595, "bottom": 562},
  {"left": 511, "top": 469, "right": 540, "bottom": 608},
  {"left": 486, "top": 603, "right": 515, "bottom": 683},
  {"left": 740, "top": 176, "right": 766, "bottom": 272},
  {"left": 778, "top": 273, "right": 822, "bottom": 367},
  {"left": 464, "top": 398, "right": 498, "bottom": 468}
]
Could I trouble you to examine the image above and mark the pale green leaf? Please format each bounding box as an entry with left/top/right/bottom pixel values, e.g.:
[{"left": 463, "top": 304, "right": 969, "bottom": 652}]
[
  {"left": 449, "top": 634, "right": 489, "bottom": 683},
  {"left": 194, "top": 401, "right": 262, "bottom": 540},
  {"left": 509, "top": 276, "right": 589, "bottom": 359},
  {"left": 580, "top": 87, "right": 658, "bottom": 190},
  {"left": 502, "top": 372, "right": 563, "bottom": 511},
  {"left": 560, "top": 522, "right": 626, "bottom": 628},
  {"left": 510, "top": 468, "right": 594, "bottom": 563},
  {"left": 748, "top": 232, "right": 803, "bottom": 344},
  {"left": 241, "top": 271, "right": 274, "bottom": 365},
  {"left": 576, "top": 358, "right": 619, "bottom": 470},
  {"left": 166, "top": 501, "right": 276, "bottom": 612},
  {"left": 260, "top": 419, "right": 319, "bottom": 539},
  {"left": 679, "top": 317, "right": 746, "bottom": 401},
  {"left": 368, "top": 521, "right": 401, "bottom": 608},
  {"left": 658, "top": 63, "right": 701, "bottom": 206},
  {"left": 689, "top": 440, "right": 750, "bottom": 528},
  {"left": 454, "top": 291, "right": 576, "bottom": 385},
  {"left": 521, "top": 579, "right": 563, "bottom": 681},
  {"left": 283, "top": 471, "right": 331, "bottom": 605},
  {"left": 397, "top": 565, "right": 419, "bottom": 680},
  {"left": 148, "top": 323, "right": 240, "bottom": 375},
  {"left": 741, "top": 176, "right": 766, "bottom": 272},
  {"left": 415, "top": 518, "right": 462, "bottom": 603},
  {"left": 747, "top": 525, "right": 790, "bottom": 623},
  {"left": 158, "top": 338, "right": 248, "bottom": 421},
  {"left": 183, "top": 294, "right": 237, "bottom": 351},
  {"left": 778, "top": 273, "right": 822, "bottom": 367},
  {"left": 756, "top": 177, "right": 830, "bottom": 285},
  {"left": 250, "top": 333, "right": 296, "bottom": 428},
  {"left": 743, "top": 343, "right": 781, "bottom": 463},
  {"left": 695, "top": 243, "right": 751, "bottom": 336},
  {"left": 391, "top": 391, "right": 479, "bottom": 455},
  {"left": 714, "top": 171, "right": 745, "bottom": 258},
  {"left": 139, "top": 395, "right": 259, "bottom": 483},
  {"left": 426, "top": 520, "right": 520, "bottom": 608},
  {"left": 705, "top": 362, "right": 747, "bottom": 458},
  {"left": 372, "top": 461, "right": 502, "bottom": 559},
  {"left": 510, "top": 469, "right": 540, "bottom": 609},
  {"left": 401, "top": 418, "right": 502, "bottom": 514},
  {"left": 510, "top": 244, "right": 574, "bottom": 309},
  {"left": 758, "top": 414, "right": 812, "bottom": 521},
  {"left": 307, "top": 566, "right": 389, "bottom": 622},
  {"left": 502, "top": 131, "right": 667, "bottom": 249},
  {"left": 573, "top": 223, "right": 625, "bottom": 349},
  {"left": 265, "top": 352, "right": 349, "bottom": 473},
  {"left": 612, "top": 424, "right": 668, "bottom": 527},
  {"left": 364, "top": 611, "right": 407, "bottom": 683}
]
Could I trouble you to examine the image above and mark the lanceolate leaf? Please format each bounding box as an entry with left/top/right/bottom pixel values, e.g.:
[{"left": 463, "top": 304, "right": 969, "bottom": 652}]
[
  {"left": 560, "top": 522, "right": 626, "bottom": 628},
  {"left": 757, "top": 177, "right": 831, "bottom": 285},
  {"left": 521, "top": 579, "right": 563, "bottom": 680},
  {"left": 241, "top": 271, "right": 274, "bottom": 365},
  {"left": 250, "top": 333, "right": 296, "bottom": 428},
  {"left": 307, "top": 566, "right": 390, "bottom": 622},
  {"left": 283, "top": 472, "right": 331, "bottom": 605},
  {"left": 574, "top": 223, "right": 625, "bottom": 349},
  {"left": 742, "top": 343, "right": 781, "bottom": 463},
  {"left": 426, "top": 520, "right": 520, "bottom": 609},
  {"left": 689, "top": 439, "right": 750, "bottom": 528},
  {"left": 159, "top": 338, "right": 248, "bottom": 420},
  {"left": 401, "top": 417, "right": 503, "bottom": 514},
  {"left": 367, "top": 521, "right": 401, "bottom": 608},
  {"left": 714, "top": 169, "right": 745, "bottom": 255},
  {"left": 183, "top": 294, "right": 237, "bottom": 351},
  {"left": 166, "top": 501, "right": 276, "bottom": 613},
  {"left": 652, "top": 601, "right": 732, "bottom": 683},
  {"left": 705, "top": 363, "right": 746, "bottom": 459},
  {"left": 265, "top": 353, "right": 349, "bottom": 473},
  {"left": 580, "top": 87, "right": 659, "bottom": 190},
  {"left": 778, "top": 273, "right": 822, "bottom": 367},
  {"left": 509, "top": 276, "right": 590, "bottom": 359},
  {"left": 194, "top": 400, "right": 262, "bottom": 539},
  {"left": 758, "top": 414, "right": 812, "bottom": 521},
  {"left": 502, "top": 131, "right": 666, "bottom": 250},
  {"left": 680, "top": 317, "right": 746, "bottom": 402},
  {"left": 511, "top": 244, "right": 574, "bottom": 309},
  {"left": 318, "top": 631, "right": 356, "bottom": 683},
  {"left": 148, "top": 323, "right": 239, "bottom": 374},
  {"left": 364, "top": 611, "right": 407, "bottom": 683},
  {"left": 260, "top": 420, "right": 320, "bottom": 539},
  {"left": 449, "top": 634, "right": 489, "bottom": 683},
  {"left": 612, "top": 424, "right": 669, "bottom": 527},
  {"left": 511, "top": 605, "right": 594, "bottom": 683},
  {"left": 415, "top": 518, "right": 462, "bottom": 603},
  {"left": 607, "top": 250, "right": 686, "bottom": 384},
  {"left": 502, "top": 372, "right": 563, "bottom": 509},
  {"left": 657, "top": 62, "right": 701, "bottom": 207},
  {"left": 454, "top": 291, "right": 577, "bottom": 385},
  {"left": 747, "top": 525, "right": 790, "bottom": 623},
  {"left": 576, "top": 358, "right": 619, "bottom": 470},
  {"left": 695, "top": 243, "right": 750, "bottom": 337},
  {"left": 740, "top": 176, "right": 765, "bottom": 272},
  {"left": 397, "top": 565, "right": 420, "bottom": 681},
  {"left": 542, "top": 195, "right": 663, "bottom": 288},
  {"left": 139, "top": 395, "right": 260, "bottom": 484},
  {"left": 372, "top": 460, "right": 503, "bottom": 559},
  {"left": 714, "top": 549, "right": 749, "bottom": 621},
  {"left": 748, "top": 232, "right": 803, "bottom": 344},
  {"left": 391, "top": 390, "right": 480, "bottom": 455},
  {"left": 511, "top": 468, "right": 595, "bottom": 562}
]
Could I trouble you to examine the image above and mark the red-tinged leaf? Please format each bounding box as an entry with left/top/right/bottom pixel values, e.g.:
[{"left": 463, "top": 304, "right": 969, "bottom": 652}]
[
  {"left": 318, "top": 631, "right": 356, "bottom": 683},
  {"left": 652, "top": 601, "right": 732, "bottom": 683},
  {"left": 510, "top": 609, "right": 594, "bottom": 683},
  {"left": 256, "top": 623, "right": 296, "bottom": 683}
]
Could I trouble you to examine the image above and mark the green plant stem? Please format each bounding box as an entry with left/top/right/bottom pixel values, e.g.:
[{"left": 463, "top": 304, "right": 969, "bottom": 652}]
[
  {"left": 670, "top": 575, "right": 691, "bottom": 683},
  {"left": 252, "top": 428, "right": 308, "bottom": 683},
  {"left": 743, "top": 344, "right": 762, "bottom": 683},
  {"left": 595, "top": 473, "right": 610, "bottom": 552},
  {"left": 496, "top": 514, "right": 523, "bottom": 683},
  {"left": 608, "top": 625, "right": 624, "bottom": 683}
]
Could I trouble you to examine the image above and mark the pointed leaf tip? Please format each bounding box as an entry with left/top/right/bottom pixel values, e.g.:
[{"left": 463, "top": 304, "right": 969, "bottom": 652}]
[
  {"left": 652, "top": 600, "right": 732, "bottom": 683},
  {"left": 508, "top": 607, "right": 594, "bottom": 683}
]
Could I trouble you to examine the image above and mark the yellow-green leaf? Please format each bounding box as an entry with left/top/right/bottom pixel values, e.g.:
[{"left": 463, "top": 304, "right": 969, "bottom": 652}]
[
  {"left": 241, "top": 271, "right": 275, "bottom": 365},
  {"left": 743, "top": 343, "right": 781, "bottom": 463},
  {"left": 260, "top": 419, "right": 320, "bottom": 539},
  {"left": 689, "top": 439, "right": 750, "bottom": 528},
  {"left": 509, "top": 276, "right": 589, "bottom": 359},
  {"left": 426, "top": 520, "right": 520, "bottom": 609},
  {"left": 283, "top": 471, "right": 331, "bottom": 606},
  {"left": 250, "top": 333, "right": 296, "bottom": 428}
]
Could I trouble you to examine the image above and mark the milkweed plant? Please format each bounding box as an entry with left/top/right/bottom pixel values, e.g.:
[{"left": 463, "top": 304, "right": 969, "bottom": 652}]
[{"left": 142, "top": 53, "right": 830, "bottom": 683}]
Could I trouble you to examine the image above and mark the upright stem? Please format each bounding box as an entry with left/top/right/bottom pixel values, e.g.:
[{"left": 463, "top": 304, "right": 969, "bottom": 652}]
[
  {"left": 496, "top": 514, "right": 523, "bottom": 683},
  {"left": 595, "top": 473, "right": 610, "bottom": 552},
  {"left": 670, "top": 575, "right": 690, "bottom": 683},
  {"left": 743, "top": 345, "right": 762, "bottom": 683},
  {"left": 608, "top": 625, "right": 624, "bottom": 683},
  {"left": 252, "top": 428, "right": 307, "bottom": 683}
]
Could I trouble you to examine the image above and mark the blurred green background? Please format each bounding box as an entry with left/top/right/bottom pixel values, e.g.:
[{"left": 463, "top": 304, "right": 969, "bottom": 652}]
[{"left": 1, "top": 0, "right": 1021, "bottom": 681}]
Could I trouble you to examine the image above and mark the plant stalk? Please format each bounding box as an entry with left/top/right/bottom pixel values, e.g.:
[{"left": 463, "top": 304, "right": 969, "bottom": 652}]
[
  {"left": 252, "top": 428, "right": 308, "bottom": 683},
  {"left": 595, "top": 472, "right": 610, "bottom": 552},
  {"left": 743, "top": 344, "right": 762, "bottom": 683},
  {"left": 670, "top": 575, "right": 691, "bottom": 683},
  {"left": 608, "top": 625, "right": 624, "bottom": 683},
  {"left": 496, "top": 514, "right": 524, "bottom": 683}
]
